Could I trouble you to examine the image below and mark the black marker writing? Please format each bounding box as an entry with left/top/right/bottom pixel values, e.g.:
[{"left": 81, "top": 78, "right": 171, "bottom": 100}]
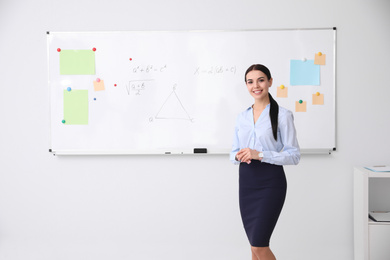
[
  {"left": 194, "top": 65, "right": 237, "bottom": 76},
  {"left": 126, "top": 79, "right": 155, "bottom": 96}
]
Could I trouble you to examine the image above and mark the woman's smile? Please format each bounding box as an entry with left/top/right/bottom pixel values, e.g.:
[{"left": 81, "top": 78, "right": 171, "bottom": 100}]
[{"left": 253, "top": 89, "right": 263, "bottom": 95}]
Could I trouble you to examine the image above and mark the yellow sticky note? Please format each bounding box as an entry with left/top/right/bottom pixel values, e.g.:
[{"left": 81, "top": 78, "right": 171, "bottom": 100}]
[
  {"left": 314, "top": 53, "right": 326, "bottom": 65},
  {"left": 295, "top": 101, "right": 307, "bottom": 112},
  {"left": 93, "top": 80, "right": 105, "bottom": 91},
  {"left": 312, "top": 93, "right": 324, "bottom": 105},
  {"left": 277, "top": 86, "right": 288, "bottom": 98}
]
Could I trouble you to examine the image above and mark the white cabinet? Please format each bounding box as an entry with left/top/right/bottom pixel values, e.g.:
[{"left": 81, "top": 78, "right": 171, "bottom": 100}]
[{"left": 354, "top": 167, "right": 390, "bottom": 260}]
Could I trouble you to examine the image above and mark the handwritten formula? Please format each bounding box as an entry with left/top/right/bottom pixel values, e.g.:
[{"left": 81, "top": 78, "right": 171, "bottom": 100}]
[
  {"left": 126, "top": 79, "right": 154, "bottom": 95},
  {"left": 131, "top": 64, "right": 168, "bottom": 73},
  {"left": 194, "top": 65, "right": 237, "bottom": 76}
]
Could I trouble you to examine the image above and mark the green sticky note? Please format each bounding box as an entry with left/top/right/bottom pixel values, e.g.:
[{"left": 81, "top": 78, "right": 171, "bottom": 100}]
[
  {"left": 60, "top": 50, "right": 95, "bottom": 75},
  {"left": 63, "top": 90, "right": 89, "bottom": 125}
]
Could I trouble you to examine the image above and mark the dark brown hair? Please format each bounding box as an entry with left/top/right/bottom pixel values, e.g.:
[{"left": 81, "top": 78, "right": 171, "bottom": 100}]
[{"left": 245, "top": 64, "right": 279, "bottom": 141}]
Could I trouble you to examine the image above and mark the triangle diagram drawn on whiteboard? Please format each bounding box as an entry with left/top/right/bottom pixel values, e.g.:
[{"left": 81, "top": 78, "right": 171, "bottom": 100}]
[{"left": 155, "top": 87, "right": 193, "bottom": 121}]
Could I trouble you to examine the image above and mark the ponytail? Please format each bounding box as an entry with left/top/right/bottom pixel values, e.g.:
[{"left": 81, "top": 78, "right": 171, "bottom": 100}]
[{"left": 268, "top": 93, "right": 279, "bottom": 141}]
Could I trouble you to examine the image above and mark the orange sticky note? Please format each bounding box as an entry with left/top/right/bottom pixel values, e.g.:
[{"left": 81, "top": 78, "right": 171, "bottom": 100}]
[
  {"left": 93, "top": 80, "right": 105, "bottom": 91},
  {"left": 312, "top": 93, "right": 324, "bottom": 105},
  {"left": 314, "top": 53, "right": 326, "bottom": 65},
  {"left": 295, "top": 101, "right": 307, "bottom": 112},
  {"left": 277, "top": 86, "right": 288, "bottom": 98}
]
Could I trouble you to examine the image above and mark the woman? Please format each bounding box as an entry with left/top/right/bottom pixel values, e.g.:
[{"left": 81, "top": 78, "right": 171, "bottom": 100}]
[{"left": 230, "top": 64, "right": 300, "bottom": 260}]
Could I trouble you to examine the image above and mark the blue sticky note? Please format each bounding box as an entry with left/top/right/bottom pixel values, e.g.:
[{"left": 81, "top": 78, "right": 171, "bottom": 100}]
[{"left": 290, "top": 60, "right": 320, "bottom": 85}]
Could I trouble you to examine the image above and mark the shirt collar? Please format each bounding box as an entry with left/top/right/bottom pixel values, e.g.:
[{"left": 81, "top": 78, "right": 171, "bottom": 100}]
[{"left": 248, "top": 103, "right": 271, "bottom": 110}]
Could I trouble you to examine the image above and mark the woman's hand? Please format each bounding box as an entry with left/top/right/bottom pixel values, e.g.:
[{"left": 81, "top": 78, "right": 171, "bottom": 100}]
[{"left": 236, "top": 148, "right": 261, "bottom": 164}]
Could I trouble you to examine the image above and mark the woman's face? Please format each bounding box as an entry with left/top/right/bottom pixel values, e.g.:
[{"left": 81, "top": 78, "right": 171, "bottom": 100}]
[{"left": 245, "top": 70, "right": 273, "bottom": 100}]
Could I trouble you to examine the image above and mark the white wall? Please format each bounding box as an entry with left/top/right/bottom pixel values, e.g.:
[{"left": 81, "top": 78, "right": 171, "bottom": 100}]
[{"left": 0, "top": 0, "right": 389, "bottom": 259}]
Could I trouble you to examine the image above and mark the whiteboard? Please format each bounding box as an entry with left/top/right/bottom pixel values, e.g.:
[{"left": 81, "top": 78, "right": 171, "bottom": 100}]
[{"left": 47, "top": 29, "right": 336, "bottom": 155}]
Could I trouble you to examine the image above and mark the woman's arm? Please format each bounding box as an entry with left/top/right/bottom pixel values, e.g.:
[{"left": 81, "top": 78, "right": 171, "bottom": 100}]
[
  {"left": 261, "top": 110, "right": 300, "bottom": 165},
  {"left": 230, "top": 117, "right": 241, "bottom": 165}
]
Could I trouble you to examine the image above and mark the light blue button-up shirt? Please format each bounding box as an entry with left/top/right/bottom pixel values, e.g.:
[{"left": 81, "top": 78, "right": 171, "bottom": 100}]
[{"left": 230, "top": 104, "right": 300, "bottom": 166}]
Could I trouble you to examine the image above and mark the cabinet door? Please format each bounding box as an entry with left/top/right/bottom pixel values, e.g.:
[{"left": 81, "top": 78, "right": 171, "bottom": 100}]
[{"left": 369, "top": 225, "right": 390, "bottom": 260}]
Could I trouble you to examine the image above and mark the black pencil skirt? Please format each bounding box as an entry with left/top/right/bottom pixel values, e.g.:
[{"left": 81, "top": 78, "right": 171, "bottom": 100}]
[{"left": 239, "top": 160, "right": 287, "bottom": 247}]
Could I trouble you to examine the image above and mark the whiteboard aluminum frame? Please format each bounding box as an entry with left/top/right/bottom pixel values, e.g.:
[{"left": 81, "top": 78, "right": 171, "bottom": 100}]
[{"left": 48, "top": 28, "right": 337, "bottom": 155}]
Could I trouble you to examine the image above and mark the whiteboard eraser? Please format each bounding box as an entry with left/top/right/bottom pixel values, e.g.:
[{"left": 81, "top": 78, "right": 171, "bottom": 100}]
[{"left": 194, "top": 148, "right": 207, "bottom": 153}]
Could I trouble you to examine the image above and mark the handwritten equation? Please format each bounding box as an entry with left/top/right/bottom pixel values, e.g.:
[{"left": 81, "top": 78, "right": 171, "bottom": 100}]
[
  {"left": 194, "top": 65, "right": 237, "bottom": 76},
  {"left": 126, "top": 79, "right": 154, "bottom": 95},
  {"left": 126, "top": 65, "right": 167, "bottom": 95},
  {"left": 130, "top": 64, "right": 168, "bottom": 73}
]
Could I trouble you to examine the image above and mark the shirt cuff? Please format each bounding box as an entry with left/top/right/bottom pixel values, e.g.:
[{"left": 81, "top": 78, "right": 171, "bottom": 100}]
[{"left": 230, "top": 152, "right": 240, "bottom": 165}]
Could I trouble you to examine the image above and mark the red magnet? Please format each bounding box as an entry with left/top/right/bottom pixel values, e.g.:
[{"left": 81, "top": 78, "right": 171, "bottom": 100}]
[
  {"left": 114, "top": 84, "right": 117, "bottom": 87},
  {"left": 129, "top": 58, "right": 132, "bottom": 61},
  {"left": 57, "top": 48, "right": 61, "bottom": 52},
  {"left": 96, "top": 78, "right": 101, "bottom": 82},
  {"left": 92, "top": 47, "right": 96, "bottom": 51}
]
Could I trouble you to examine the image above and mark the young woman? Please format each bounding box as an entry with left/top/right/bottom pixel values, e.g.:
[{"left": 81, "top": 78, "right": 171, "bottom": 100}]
[{"left": 230, "top": 64, "right": 300, "bottom": 260}]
